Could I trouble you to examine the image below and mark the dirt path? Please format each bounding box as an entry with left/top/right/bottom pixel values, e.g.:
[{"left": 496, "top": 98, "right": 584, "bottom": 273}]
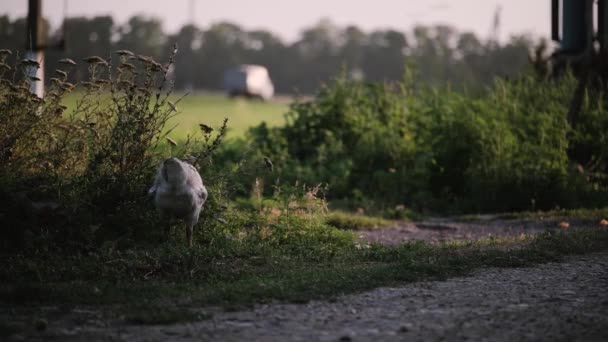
[
  {"left": 358, "top": 216, "right": 593, "bottom": 245},
  {"left": 8, "top": 253, "right": 608, "bottom": 341}
]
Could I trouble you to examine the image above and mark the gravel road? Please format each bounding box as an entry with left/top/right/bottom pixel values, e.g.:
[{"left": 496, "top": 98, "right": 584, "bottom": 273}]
[{"left": 10, "top": 252, "right": 608, "bottom": 342}]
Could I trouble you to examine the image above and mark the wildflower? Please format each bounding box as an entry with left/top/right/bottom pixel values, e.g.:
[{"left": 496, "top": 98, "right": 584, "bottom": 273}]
[{"left": 558, "top": 221, "right": 570, "bottom": 229}]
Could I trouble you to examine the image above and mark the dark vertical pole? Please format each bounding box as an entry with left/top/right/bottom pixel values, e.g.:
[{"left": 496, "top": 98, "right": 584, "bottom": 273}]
[
  {"left": 26, "top": 0, "right": 44, "bottom": 97},
  {"left": 551, "top": 0, "right": 560, "bottom": 41},
  {"left": 600, "top": 0, "right": 608, "bottom": 56},
  {"left": 26, "top": 0, "right": 42, "bottom": 50}
]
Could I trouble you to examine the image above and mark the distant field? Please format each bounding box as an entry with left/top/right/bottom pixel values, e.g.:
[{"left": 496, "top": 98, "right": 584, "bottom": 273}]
[
  {"left": 166, "top": 92, "right": 289, "bottom": 139},
  {"left": 63, "top": 92, "right": 290, "bottom": 140}
]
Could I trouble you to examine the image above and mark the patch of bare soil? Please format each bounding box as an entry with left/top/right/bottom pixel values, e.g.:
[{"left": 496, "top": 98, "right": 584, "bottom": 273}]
[{"left": 357, "top": 216, "right": 598, "bottom": 245}]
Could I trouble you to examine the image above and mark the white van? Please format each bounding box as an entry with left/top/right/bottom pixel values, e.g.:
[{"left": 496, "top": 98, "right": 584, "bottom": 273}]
[{"left": 223, "top": 64, "right": 274, "bottom": 100}]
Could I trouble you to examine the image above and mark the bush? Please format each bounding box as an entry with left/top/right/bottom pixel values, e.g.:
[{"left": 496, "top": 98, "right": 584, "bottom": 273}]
[
  {"left": 239, "top": 71, "right": 608, "bottom": 213},
  {"left": 0, "top": 47, "right": 232, "bottom": 251}
]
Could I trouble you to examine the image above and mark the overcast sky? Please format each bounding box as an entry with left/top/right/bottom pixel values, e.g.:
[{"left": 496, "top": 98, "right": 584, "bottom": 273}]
[{"left": 3, "top": 0, "right": 550, "bottom": 42}]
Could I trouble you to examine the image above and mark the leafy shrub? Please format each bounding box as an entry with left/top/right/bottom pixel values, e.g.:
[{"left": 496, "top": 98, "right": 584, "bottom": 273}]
[
  {"left": 0, "top": 47, "right": 232, "bottom": 251},
  {"left": 239, "top": 71, "right": 608, "bottom": 213}
]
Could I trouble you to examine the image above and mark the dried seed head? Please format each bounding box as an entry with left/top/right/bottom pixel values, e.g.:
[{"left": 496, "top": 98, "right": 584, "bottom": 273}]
[
  {"left": 55, "top": 69, "right": 68, "bottom": 78},
  {"left": 94, "top": 79, "right": 110, "bottom": 85},
  {"left": 167, "top": 101, "right": 178, "bottom": 112},
  {"left": 83, "top": 56, "right": 108, "bottom": 65},
  {"left": 150, "top": 61, "right": 164, "bottom": 72},
  {"left": 116, "top": 50, "right": 135, "bottom": 57},
  {"left": 0, "top": 49, "right": 12, "bottom": 56},
  {"left": 116, "top": 80, "right": 134, "bottom": 89},
  {"left": 0, "top": 63, "right": 11, "bottom": 71},
  {"left": 60, "top": 82, "right": 75, "bottom": 91},
  {"left": 136, "top": 55, "right": 154, "bottom": 64},
  {"left": 54, "top": 106, "right": 66, "bottom": 116},
  {"left": 137, "top": 87, "right": 151, "bottom": 95},
  {"left": 29, "top": 76, "right": 41, "bottom": 81},
  {"left": 118, "top": 62, "right": 136, "bottom": 70},
  {"left": 199, "top": 123, "right": 213, "bottom": 134},
  {"left": 166, "top": 137, "right": 178, "bottom": 146},
  {"left": 82, "top": 81, "right": 101, "bottom": 90},
  {"left": 20, "top": 59, "right": 40, "bottom": 67},
  {"left": 29, "top": 93, "right": 43, "bottom": 102},
  {"left": 59, "top": 58, "right": 77, "bottom": 66}
]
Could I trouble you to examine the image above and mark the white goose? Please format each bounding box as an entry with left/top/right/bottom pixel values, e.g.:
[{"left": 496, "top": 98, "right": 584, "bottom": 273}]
[{"left": 148, "top": 157, "right": 208, "bottom": 246}]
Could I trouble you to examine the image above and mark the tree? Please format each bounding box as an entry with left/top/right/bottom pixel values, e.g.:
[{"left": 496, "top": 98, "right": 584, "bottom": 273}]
[{"left": 115, "top": 16, "right": 166, "bottom": 59}]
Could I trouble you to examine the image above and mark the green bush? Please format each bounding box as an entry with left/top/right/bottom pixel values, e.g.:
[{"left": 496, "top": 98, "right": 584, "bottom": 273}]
[
  {"left": 238, "top": 71, "right": 608, "bottom": 213},
  {"left": 0, "top": 47, "right": 232, "bottom": 250}
]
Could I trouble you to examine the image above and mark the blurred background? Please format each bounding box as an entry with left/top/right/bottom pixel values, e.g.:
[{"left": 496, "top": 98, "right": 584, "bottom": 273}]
[{"left": 2, "top": 0, "right": 551, "bottom": 94}]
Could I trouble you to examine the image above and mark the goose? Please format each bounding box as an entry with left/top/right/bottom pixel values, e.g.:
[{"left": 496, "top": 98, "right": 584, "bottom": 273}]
[{"left": 148, "top": 157, "right": 208, "bottom": 246}]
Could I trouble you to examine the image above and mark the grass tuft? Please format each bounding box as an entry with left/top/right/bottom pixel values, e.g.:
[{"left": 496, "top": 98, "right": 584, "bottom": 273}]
[{"left": 325, "top": 211, "right": 394, "bottom": 230}]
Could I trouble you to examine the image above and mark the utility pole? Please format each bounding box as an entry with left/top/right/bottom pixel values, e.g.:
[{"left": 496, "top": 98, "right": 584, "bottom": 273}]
[{"left": 26, "top": 0, "right": 44, "bottom": 97}]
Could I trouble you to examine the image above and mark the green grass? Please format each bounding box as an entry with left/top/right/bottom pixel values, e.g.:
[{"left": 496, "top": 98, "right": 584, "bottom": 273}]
[
  {"left": 325, "top": 211, "right": 394, "bottom": 230},
  {"left": 62, "top": 91, "right": 289, "bottom": 139},
  {"left": 2, "top": 227, "right": 608, "bottom": 313},
  {"left": 3, "top": 209, "right": 608, "bottom": 328},
  {"left": 167, "top": 92, "right": 288, "bottom": 139}
]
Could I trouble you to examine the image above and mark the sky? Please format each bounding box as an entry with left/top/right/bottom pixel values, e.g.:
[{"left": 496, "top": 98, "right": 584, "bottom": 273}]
[{"left": 2, "top": 0, "right": 550, "bottom": 43}]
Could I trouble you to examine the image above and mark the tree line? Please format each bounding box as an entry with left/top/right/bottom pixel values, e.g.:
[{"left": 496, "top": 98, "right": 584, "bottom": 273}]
[{"left": 0, "top": 15, "right": 537, "bottom": 94}]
